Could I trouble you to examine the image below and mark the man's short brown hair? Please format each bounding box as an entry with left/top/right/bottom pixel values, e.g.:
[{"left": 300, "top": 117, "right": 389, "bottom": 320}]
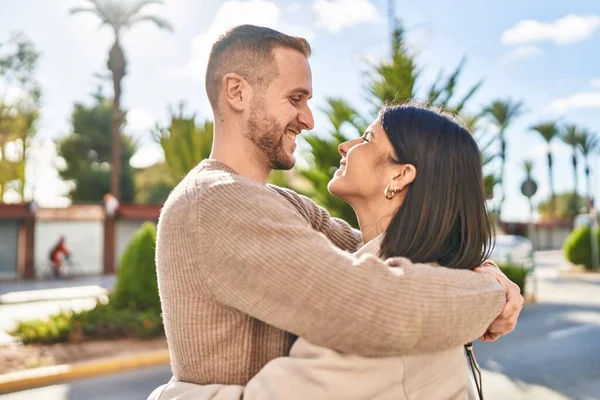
[{"left": 205, "top": 24, "right": 311, "bottom": 111}]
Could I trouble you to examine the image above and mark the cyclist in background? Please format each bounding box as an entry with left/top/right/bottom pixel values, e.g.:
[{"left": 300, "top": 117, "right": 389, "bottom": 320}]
[{"left": 49, "top": 235, "right": 71, "bottom": 279}]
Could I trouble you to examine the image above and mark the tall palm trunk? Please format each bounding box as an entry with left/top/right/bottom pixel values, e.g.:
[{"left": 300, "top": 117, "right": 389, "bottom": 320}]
[
  {"left": 548, "top": 153, "right": 555, "bottom": 216},
  {"left": 108, "top": 38, "right": 126, "bottom": 200},
  {"left": 572, "top": 151, "right": 579, "bottom": 200},
  {"left": 499, "top": 133, "right": 507, "bottom": 212},
  {"left": 585, "top": 161, "right": 591, "bottom": 208}
]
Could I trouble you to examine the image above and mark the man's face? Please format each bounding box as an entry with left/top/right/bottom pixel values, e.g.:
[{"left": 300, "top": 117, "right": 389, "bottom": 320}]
[{"left": 245, "top": 47, "right": 314, "bottom": 170}]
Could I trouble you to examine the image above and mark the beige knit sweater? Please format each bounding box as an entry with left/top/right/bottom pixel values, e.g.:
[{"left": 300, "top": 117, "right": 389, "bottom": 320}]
[{"left": 155, "top": 159, "right": 505, "bottom": 386}]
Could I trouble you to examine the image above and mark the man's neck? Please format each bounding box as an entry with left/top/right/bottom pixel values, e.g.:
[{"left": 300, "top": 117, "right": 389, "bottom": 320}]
[{"left": 210, "top": 131, "right": 271, "bottom": 184}]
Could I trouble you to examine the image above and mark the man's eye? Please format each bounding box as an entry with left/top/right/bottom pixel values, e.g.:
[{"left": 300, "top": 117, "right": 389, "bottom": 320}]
[{"left": 290, "top": 97, "right": 300, "bottom": 104}]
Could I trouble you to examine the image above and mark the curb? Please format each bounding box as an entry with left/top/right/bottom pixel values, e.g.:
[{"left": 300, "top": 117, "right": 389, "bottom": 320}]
[
  {"left": 0, "top": 286, "right": 109, "bottom": 305},
  {"left": 0, "top": 349, "right": 170, "bottom": 394}
]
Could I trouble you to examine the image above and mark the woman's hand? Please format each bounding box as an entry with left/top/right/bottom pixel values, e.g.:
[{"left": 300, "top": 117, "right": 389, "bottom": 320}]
[{"left": 474, "top": 264, "right": 524, "bottom": 341}]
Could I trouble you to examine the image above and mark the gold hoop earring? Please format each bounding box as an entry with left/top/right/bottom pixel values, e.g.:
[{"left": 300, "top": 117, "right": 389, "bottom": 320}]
[{"left": 384, "top": 185, "right": 398, "bottom": 200}]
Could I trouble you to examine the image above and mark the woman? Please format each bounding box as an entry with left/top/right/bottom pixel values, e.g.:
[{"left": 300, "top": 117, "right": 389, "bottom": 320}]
[{"left": 151, "top": 104, "right": 499, "bottom": 400}]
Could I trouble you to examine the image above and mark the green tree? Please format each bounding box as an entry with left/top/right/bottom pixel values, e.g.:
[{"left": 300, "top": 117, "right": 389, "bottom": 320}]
[
  {"left": 538, "top": 192, "right": 586, "bottom": 220},
  {"left": 522, "top": 159, "right": 534, "bottom": 180},
  {"left": 154, "top": 107, "right": 213, "bottom": 183},
  {"left": 70, "top": 0, "right": 172, "bottom": 200},
  {"left": 57, "top": 91, "right": 136, "bottom": 202},
  {"left": 298, "top": 23, "right": 483, "bottom": 227},
  {"left": 561, "top": 123, "right": 584, "bottom": 207},
  {"left": 530, "top": 121, "right": 559, "bottom": 218},
  {"left": 577, "top": 130, "right": 598, "bottom": 206},
  {"left": 482, "top": 98, "right": 524, "bottom": 215},
  {"left": 0, "top": 33, "right": 41, "bottom": 202},
  {"left": 466, "top": 115, "right": 499, "bottom": 200}
]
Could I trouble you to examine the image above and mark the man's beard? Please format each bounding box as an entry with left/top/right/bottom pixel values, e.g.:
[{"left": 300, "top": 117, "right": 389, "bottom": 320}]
[{"left": 245, "top": 98, "right": 294, "bottom": 171}]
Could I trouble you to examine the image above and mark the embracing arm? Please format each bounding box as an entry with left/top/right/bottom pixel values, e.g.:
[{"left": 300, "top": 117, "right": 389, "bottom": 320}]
[
  {"left": 268, "top": 185, "right": 361, "bottom": 252},
  {"left": 197, "top": 181, "right": 505, "bottom": 356}
]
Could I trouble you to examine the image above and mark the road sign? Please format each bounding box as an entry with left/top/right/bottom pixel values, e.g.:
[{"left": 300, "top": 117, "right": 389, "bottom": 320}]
[{"left": 521, "top": 178, "right": 538, "bottom": 198}]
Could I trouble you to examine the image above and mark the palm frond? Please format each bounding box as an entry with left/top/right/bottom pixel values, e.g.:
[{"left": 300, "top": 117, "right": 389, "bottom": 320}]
[{"left": 530, "top": 121, "right": 559, "bottom": 143}]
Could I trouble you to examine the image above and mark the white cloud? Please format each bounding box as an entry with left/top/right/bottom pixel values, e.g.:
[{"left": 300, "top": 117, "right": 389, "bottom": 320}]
[
  {"left": 589, "top": 78, "right": 600, "bottom": 89},
  {"left": 176, "top": 0, "right": 314, "bottom": 80},
  {"left": 287, "top": 3, "right": 302, "bottom": 13},
  {"left": 501, "top": 45, "right": 543, "bottom": 63},
  {"left": 548, "top": 91, "right": 600, "bottom": 112},
  {"left": 130, "top": 145, "right": 165, "bottom": 169},
  {"left": 501, "top": 14, "right": 600, "bottom": 46},
  {"left": 312, "top": 0, "right": 380, "bottom": 34}
]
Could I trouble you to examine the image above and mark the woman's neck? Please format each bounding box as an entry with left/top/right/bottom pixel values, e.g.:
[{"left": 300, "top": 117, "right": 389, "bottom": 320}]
[{"left": 354, "top": 200, "right": 399, "bottom": 244}]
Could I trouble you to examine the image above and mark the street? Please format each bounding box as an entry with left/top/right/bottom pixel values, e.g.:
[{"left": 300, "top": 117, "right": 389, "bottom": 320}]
[
  {"left": 1, "top": 251, "right": 600, "bottom": 399},
  {"left": 0, "top": 365, "right": 172, "bottom": 400}
]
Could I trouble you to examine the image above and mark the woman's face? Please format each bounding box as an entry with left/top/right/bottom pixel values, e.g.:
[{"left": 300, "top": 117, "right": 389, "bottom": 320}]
[{"left": 328, "top": 118, "right": 398, "bottom": 203}]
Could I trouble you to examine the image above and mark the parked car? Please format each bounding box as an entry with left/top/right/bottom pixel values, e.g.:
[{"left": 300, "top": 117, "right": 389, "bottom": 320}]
[{"left": 490, "top": 234, "right": 534, "bottom": 270}]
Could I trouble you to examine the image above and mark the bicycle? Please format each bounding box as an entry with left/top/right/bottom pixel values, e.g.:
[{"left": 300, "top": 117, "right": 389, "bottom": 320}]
[{"left": 40, "top": 258, "right": 85, "bottom": 280}]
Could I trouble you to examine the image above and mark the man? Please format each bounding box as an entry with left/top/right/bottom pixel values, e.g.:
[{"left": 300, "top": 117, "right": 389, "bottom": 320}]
[{"left": 155, "top": 24, "right": 523, "bottom": 387}]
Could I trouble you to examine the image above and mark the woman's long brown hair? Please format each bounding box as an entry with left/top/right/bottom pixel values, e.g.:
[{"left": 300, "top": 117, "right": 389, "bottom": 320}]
[{"left": 378, "top": 104, "right": 494, "bottom": 270}]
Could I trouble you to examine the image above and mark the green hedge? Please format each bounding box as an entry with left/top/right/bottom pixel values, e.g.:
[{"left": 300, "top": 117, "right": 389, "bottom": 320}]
[
  {"left": 10, "top": 302, "right": 163, "bottom": 345},
  {"left": 563, "top": 225, "right": 600, "bottom": 270},
  {"left": 113, "top": 222, "right": 160, "bottom": 312},
  {"left": 498, "top": 263, "right": 528, "bottom": 294}
]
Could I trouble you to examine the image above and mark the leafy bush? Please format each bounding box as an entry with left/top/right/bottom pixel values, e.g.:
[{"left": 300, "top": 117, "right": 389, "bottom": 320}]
[
  {"left": 563, "top": 225, "right": 600, "bottom": 270},
  {"left": 10, "top": 302, "right": 163, "bottom": 344},
  {"left": 10, "top": 311, "right": 74, "bottom": 345},
  {"left": 498, "top": 264, "right": 528, "bottom": 294},
  {"left": 112, "top": 222, "right": 160, "bottom": 312},
  {"left": 75, "top": 300, "right": 163, "bottom": 339}
]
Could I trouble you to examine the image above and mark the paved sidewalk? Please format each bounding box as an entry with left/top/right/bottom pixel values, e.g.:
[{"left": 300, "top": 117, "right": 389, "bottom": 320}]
[{"left": 0, "top": 275, "right": 115, "bottom": 304}]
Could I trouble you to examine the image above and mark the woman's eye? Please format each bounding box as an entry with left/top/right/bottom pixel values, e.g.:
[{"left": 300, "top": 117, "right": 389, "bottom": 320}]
[{"left": 362, "top": 136, "right": 371, "bottom": 143}]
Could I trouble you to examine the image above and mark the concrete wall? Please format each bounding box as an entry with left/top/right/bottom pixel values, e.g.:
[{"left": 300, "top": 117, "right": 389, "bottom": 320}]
[
  {"left": 0, "top": 220, "right": 19, "bottom": 278},
  {"left": 34, "top": 220, "right": 104, "bottom": 277},
  {"left": 533, "top": 226, "right": 572, "bottom": 250}
]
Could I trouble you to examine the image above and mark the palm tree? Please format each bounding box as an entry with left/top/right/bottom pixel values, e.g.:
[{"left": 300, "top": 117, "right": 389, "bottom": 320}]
[
  {"left": 576, "top": 130, "right": 599, "bottom": 208},
  {"left": 561, "top": 124, "right": 584, "bottom": 203},
  {"left": 522, "top": 159, "right": 534, "bottom": 180},
  {"left": 530, "top": 121, "right": 560, "bottom": 218},
  {"left": 483, "top": 98, "right": 524, "bottom": 215},
  {"left": 70, "top": 0, "right": 172, "bottom": 200}
]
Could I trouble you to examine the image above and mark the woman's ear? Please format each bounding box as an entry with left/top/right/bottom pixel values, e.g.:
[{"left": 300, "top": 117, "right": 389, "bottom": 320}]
[{"left": 389, "top": 164, "right": 416, "bottom": 192}]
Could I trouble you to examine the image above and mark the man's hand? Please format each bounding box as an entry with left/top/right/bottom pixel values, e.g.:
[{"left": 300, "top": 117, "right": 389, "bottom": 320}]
[{"left": 474, "top": 264, "right": 524, "bottom": 342}]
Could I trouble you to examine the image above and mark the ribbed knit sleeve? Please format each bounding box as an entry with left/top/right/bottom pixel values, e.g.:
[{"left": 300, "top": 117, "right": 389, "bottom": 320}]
[
  {"left": 194, "top": 176, "right": 505, "bottom": 356},
  {"left": 267, "top": 185, "right": 362, "bottom": 252}
]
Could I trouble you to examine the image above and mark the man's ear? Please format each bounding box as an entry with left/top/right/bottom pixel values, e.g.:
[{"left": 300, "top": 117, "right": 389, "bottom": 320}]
[{"left": 222, "top": 73, "right": 251, "bottom": 112}]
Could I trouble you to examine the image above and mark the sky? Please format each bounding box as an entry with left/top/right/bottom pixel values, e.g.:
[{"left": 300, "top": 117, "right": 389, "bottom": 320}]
[{"left": 2, "top": 0, "right": 600, "bottom": 221}]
